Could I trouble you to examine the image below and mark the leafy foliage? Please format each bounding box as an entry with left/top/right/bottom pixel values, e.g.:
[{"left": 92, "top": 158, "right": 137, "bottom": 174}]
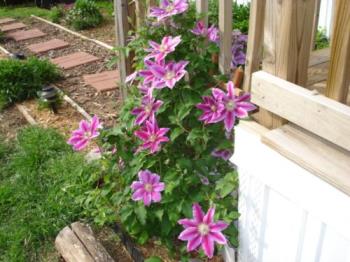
[
  {"left": 49, "top": 5, "right": 64, "bottom": 23},
  {"left": 209, "top": 0, "right": 251, "bottom": 33},
  {"left": 0, "top": 127, "right": 98, "bottom": 261},
  {"left": 315, "top": 28, "right": 330, "bottom": 50},
  {"left": 67, "top": 0, "right": 103, "bottom": 30},
  {"left": 79, "top": 4, "right": 240, "bottom": 259},
  {"left": 0, "top": 57, "right": 61, "bottom": 110}
]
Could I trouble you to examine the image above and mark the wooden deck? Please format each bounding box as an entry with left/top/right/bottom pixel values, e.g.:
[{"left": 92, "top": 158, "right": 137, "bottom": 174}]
[{"left": 307, "top": 48, "right": 350, "bottom": 105}]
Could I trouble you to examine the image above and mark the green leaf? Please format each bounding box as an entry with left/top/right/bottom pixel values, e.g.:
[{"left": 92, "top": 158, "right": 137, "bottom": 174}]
[
  {"left": 215, "top": 171, "right": 238, "bottom": 198},
  {"left": 138, "top": 230, "right": 149, "bottom": 245},
  {"left": 170, "top": 127, "right": 184, "bottom": 142},
  {"left": 135, "top": 205, "right": 147, "bottom": 225},
  {"left": 145, "top": 256, "right": 163, "bottom": 262}
]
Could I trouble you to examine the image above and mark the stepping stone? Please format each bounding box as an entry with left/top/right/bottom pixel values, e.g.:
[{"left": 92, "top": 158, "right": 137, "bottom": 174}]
[
  {"left": 0, "top": 18, "right": 15, "bottom": 25},
  {"left": 83, "top": 70, "right": 119, "bottom": 92},
  {"left": 27, "top": 39, "right": 70, "bottom": 54},
  {"left": 0, "top": 22, "right": 26, "bottom": 32},
  {"left": 51, "top": 52, "right": 99, "bottom": 70},
  {"left": 7, "top": 29, "right": 46, "bottom": 41}
]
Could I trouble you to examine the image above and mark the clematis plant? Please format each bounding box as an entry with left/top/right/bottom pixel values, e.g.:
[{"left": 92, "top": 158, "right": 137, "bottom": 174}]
[
  {"left": 76, "top": 1, "right": 254, "bottom": 260},
  {"left": 191, "top": 21, "right": 219, "bottom": 43}
]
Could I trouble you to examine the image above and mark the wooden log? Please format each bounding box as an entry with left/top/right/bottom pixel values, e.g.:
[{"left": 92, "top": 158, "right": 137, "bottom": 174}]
[
  {"left": 325, "top": 0, "right": 350, "bottom": 103},
  {"left": 257, "top": 0, "right": 317, "bottom": 129},
  {"left": 251, "top": 71, "right": 350, "bottom": 151},
  {"left": 55, "top": 226, "right": 95, "bottom": 262},
  {"left": 16, "top": 104, "right": 37, "bottom": 125},
  {"left": 71, "top": 222, "right": 114, "bottom": 262},
  {"left": 262, "top": 124, "right": 350, "bottom": 196},
  {"left": 218, "top": 0, "right": 232, "bottom": 75},
  {"left": 242, "top": 0, "right": 266, "bottom": 92}
]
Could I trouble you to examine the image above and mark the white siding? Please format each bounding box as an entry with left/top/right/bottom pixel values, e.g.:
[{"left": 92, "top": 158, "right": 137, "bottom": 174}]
[{"left": 230, "top": 125, "right": 350, "bottom": 262}]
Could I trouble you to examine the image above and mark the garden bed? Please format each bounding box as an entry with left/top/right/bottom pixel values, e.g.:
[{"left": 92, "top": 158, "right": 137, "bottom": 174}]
[{"left": 1, "top": 17, "right": 121, "bottom": 127}]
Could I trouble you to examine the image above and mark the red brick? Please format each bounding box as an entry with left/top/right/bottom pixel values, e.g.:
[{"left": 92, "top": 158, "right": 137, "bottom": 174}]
[
  {"left": 51, "top": 52, "right": 100, "bottom": 70},
  {"left": 7, "top": 29, "right": 46, "bottom": 41},
  {"left": 0, "top": 18, "right": 15, "bottom": 25},
  {"left": 83, "top": 70, "right": 120, "bottom": 91},
  {"left": 27, "top": 39, "right": 69, "bottom": 54},
  {"left": 0, "top": 22, "right": 26, "bottom": 32}
]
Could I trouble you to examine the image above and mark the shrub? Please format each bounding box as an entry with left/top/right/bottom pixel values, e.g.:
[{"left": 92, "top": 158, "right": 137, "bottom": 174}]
[
  {"left": 49, "top": 5, "right": 64, "bottom": 23},
  {"left": 0, "top": 126, "right": 98, "bottom": 261},
  {"left": 0, "top": 57, "right": 60, "bottom": 110},
  {"left": 67, "top": 0, "right": 103, "bottom": 30},
  {"left": 315, "top": 28, "right": 330, "bottom": 50}
]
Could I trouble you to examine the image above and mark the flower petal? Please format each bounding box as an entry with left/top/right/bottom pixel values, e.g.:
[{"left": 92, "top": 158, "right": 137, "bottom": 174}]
[
  {"left": 178, "top": 227, "right": 199, "bottom": 241},
  {"left": 192, "top": 203, "right": 204, "bottom": 223},
  {"left": 201, "top": 235, "right": 215, "bottom": 258}
]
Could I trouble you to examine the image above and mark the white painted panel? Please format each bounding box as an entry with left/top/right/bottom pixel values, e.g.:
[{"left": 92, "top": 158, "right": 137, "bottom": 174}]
[{"left": 231, "top": 123, "right": 350, "bottom": 262}]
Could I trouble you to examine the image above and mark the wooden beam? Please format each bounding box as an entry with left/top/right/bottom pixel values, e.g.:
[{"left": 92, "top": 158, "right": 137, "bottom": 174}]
[
  {"left": 242, "top": 0, "right": 266, "bottom": 92},
  {"left": 325, "top": 0, "right": 350, "bottom": 103},
  {"left": 114, "top": 0, "right": 132, "bottom": 100},
  {"left": 135, "top": 0, "right": 147, "bottom": 30},
  {"left": 251, "top": 71, "right": 350, "bottom": 151},
  {"left": 218, "top": 0, "right": 232, "bottom": 75},
  {"left": 311, "top": 0, "right": 321, "bottom": 50},
  {"left": 257, "top": 0, "right": 317, "bottom": 128},
  {"left": 262, "top": 124, "right": 350, "bottom": 196},
  {"left": 196, "top": 0, "right": 209, "bottom": 28}
]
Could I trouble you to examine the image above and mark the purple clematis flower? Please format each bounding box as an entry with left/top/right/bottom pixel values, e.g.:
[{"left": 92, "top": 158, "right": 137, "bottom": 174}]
[
  {"left": 191, "top": 21, "right": 219, "bottom": 43},
  {"left": 145, "top": 36, "right": 181, "bottom": 62},
  {"left": 196, "top": 96, "right": 224, "bottom": 124},
  {"left": 149, "top": 60, "right": 189, "bottom": 89},
  {"left": 134, "top": 118, "right": 170, "bottom": 154},
  {"left": 211, "top": 149, "right": 233, "bottom": 161},
  {"left": 178, "top": 203, "right": 229, "bottom": 258},
  {"left": 231, "top": 30, "right": 248, "bottom": 69},
  {"left": 149, "top": 0, "right": 189, "bottom": 22},
  {"left": 212, "top": 81, "right": 257, "bottom": 131},
  {"left": 131, "top": 170, "right": 165, "bottom": 206},
  {"left": 67, "top": 116, "right": 102, "bottom": 151},
  {"left": 131, "top": 95, "right": 163, "bottom": 125}
]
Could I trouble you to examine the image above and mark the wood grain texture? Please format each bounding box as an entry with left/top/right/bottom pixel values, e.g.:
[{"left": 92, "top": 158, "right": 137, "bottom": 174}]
[
  {"left": 325, "top": 0, "right": 350, "bottom": 103},
  {"left": 243, "top": 0, "right": 266, "bottom": 92},
  {"left": 55, "top": 226, "right": 95, "bottom": 262},
  {"left": 258, "top": 0, "right": 317, "bottom": 129},
  {"left": 196, "top": 0, "right": 209, "bottom": 27},
  {"left": 262, "top": 124, "right": 350, "bottom": 196},
  {"left": 219, "top": 0, "right": 232, "bottom": 75},
  {"left": 71, "top": 222, "right": 114, "bottom": 262},
  {"left": 251, "top": 71, "right": 350, "bottom": 151}
]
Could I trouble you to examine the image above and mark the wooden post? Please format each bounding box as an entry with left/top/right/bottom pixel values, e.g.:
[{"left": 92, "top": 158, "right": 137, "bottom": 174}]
[
  {"left": 242, "top": 0, "right": 266, "bottom": 92},
  {"left": 114, "top": 0, "right": 132, "bottom": 100},
  {"left": 256, "top": 0, "right": 317, "bottom": 129},
  {"left": 196, "top": 0, "right": 209, "bottom": 28},
  {"left": 325, "top": 0, "right": 350, "bottom": 103},
  {"left": 135, "top": 0, "right": 147, "bottom": 30},
  {"left": 219, "top": 0, "right": 233, "bottom": 75}
]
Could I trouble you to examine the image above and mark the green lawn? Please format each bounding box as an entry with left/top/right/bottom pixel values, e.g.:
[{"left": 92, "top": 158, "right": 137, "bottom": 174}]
[
  {"left": 0, "top": 5, "right": 51, "bottom": 19},
  {"left": 0, "top": 127, "right": 98, "bottom": 261}
]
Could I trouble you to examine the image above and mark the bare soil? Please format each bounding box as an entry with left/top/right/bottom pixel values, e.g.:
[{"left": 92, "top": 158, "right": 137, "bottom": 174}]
[{"left": 0, "top": 106, "right": 27, "bottom": 140}]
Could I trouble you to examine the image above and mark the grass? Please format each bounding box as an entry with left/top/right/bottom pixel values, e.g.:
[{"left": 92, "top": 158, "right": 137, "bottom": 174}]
[
  {"left": 0, "top": 5, "right": 51, "bottom": 19},
  {"left": 0, "top": 127, "right": 99, "bottom": 261}
]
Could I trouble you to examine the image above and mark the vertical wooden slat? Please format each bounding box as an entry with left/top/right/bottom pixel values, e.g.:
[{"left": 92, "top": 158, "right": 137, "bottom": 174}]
[
  {"left": 219, "top": 0, "right": 233, "bottom": 75},
  {"left": 257, "top": 0, "right": 317, "bottom": 129},
  {"left": 196, "top": 0, "right": 209, "bottom": 28},
  {"left": 114, "top": 0, "right": 132, "bottom": 100},
  {"left": 135, "top": 0, "right": 147, "bottom": 30},
  {"left": 325, "top": 0, "right": 350, "bottom": 103},
  {"left": 242, "top": 0, "right": 266, "bottom": 92}
]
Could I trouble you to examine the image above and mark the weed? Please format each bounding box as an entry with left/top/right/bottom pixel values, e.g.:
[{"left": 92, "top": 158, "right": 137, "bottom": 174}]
[{"left": 67, "top": 0, "right": 103, "bottom": 30}]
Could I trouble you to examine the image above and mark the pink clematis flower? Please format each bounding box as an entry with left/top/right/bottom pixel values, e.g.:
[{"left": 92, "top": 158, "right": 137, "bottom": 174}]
[
  {"left": 67, "top": 116, "right": 102, "bottom": 151},
  {"left": 211, "top": 81, "right": 256, "bottom": 131},
  {"left": 149, "top": 60, "right": 189, "bottom": 89},
  {"left": 145, "top": 36, "right": 181, "bottom": 62},
  {"left": 131, "top": 95, "right": 163, "bottom": 125},
  {"left": 196, "top": 96, "right": 224, "bottom": 124},
  {"left": 191, "top": 21, "right": 219, "bottom": 43},
  {"left": 149, "top": 0, "right": 189, "bottom": 22},
  {"left": 131, "top": 170, "right": 165, "bottom": 206},
  {"left": 134, "top": 118, "right": 170, "bottom": 154},
  {"left": 178, "top": 203, "right": 229, "bottom": 258}
]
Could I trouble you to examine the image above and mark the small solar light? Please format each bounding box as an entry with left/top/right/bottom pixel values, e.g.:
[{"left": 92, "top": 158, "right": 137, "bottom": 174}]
[
  {"left": 38, "top": 86, "right": 59, "bottom": 114},
  {"left": 10, "top": 52, "right": 26, "bottom": 60}
]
